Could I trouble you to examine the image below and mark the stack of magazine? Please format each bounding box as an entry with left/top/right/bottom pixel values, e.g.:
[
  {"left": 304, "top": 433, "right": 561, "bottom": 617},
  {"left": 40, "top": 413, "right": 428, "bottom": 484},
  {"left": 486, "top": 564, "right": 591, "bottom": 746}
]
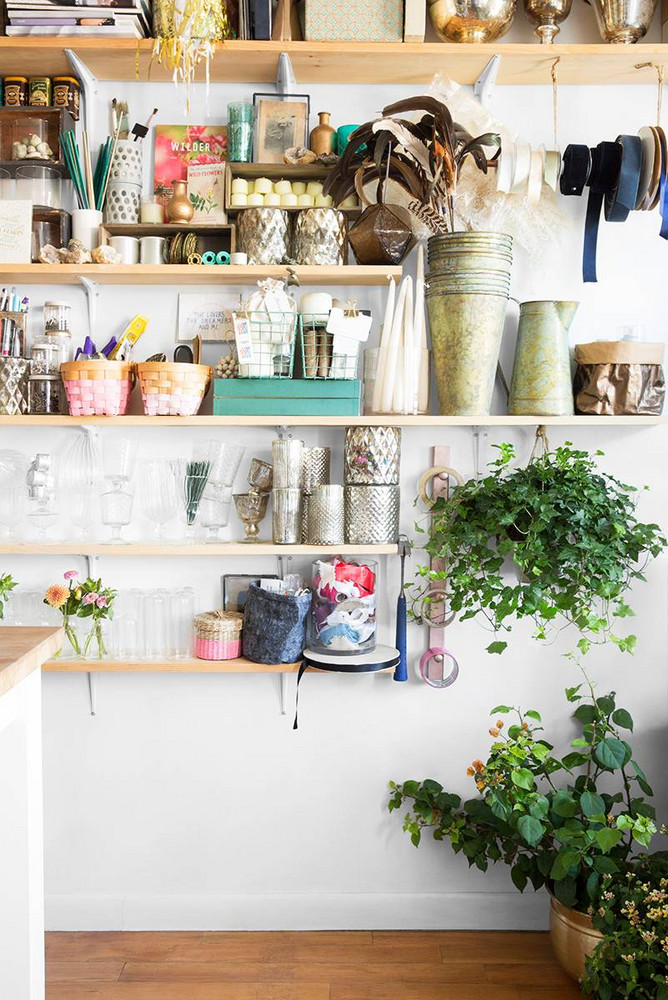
[{"left": 4, "top": 0, "right": 152, "bottom": 36}]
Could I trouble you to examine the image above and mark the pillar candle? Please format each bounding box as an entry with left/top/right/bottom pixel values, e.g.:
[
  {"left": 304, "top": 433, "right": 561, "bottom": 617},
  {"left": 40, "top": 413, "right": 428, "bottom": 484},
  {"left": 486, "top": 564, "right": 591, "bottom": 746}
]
[
  {"left": 306, "top": 181, "right": 323, "bottom": 197},
  {"left": 274, "top": 180, "right": 292, "bottom": 195},
  {"left": 292, "top": 182, "right": 306, "bottom": 196},
  {"left": 230, "top": 192, "right": 249, "bottom": 208},
  {"left": 247, "top": 193, "right": 264, "bottom": 206},
  {"left": 297, "top": 194, "right": 315, "bottom": 207},
  {"left": 264, "top": 192, "right": 281, "bottom": 206},
  {"left": 231, "top": 178, "right": 249, "bottom": 194},
  {"left": 254, "top": 177, "right": 273, "bottom": 195},
  {"left": 280, "top": 193, "right": 298, "bottom": 207}
]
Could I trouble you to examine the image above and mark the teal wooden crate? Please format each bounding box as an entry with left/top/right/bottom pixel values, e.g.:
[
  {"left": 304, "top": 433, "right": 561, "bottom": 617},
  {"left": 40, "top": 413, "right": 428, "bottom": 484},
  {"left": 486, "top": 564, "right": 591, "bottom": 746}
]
[{"left": 213, "top": 378, "right": 361, "bottom": 416}]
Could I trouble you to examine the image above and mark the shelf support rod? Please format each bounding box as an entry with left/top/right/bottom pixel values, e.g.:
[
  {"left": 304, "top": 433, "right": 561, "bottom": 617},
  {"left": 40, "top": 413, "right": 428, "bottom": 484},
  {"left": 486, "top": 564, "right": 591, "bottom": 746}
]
[
  {"left": 64, "top": 49, "right": 98, "bottom": 139},
  {"left": 78, "top": 277, "right": 100, "bottom": 340},
  {"left": 278, "top": 673, "right": 288, "bottom": 715},
  {"left": 473, "top": 55, "right": 501, "bottom": 109},
  {"left": 276, "top": 52, "right": 297, "bottom": 95},
  {"left": 471, "top": 426, "right": 488, "bottom": 481},
  {"left": 86, "top": 672, "right": 97, "bottom": 716}
]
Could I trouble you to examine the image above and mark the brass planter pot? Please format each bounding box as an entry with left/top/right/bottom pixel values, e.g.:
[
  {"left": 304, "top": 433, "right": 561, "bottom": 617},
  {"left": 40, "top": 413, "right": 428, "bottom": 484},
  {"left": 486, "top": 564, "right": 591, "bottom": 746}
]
[{"left": 549, "top": 895, "right": 604, "bottom": 981}]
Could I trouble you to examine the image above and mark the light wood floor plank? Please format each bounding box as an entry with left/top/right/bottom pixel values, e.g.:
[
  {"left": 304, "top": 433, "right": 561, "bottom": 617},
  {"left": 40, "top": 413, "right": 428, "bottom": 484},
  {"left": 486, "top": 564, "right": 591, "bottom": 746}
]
[
  {"left": 202, "top": 931, "right": 372, "bottom": 945},
  {"left": 46, "top": 960, "right": 126, "bottom": 983},
  {"left": 47, "top": 984, "right": 330, "bottom": 1000},
  {"left": 485, "top": 962, "right": 574, "bottom": 986},
  {"left": 331, "top": 985, "right": 520, "bottom": 1000},
  {"left": 47, "top": 933, "right": 205, "bottom": 960},
  {"left": 119, "top": 960, "right": 487, "bottom": 984}
]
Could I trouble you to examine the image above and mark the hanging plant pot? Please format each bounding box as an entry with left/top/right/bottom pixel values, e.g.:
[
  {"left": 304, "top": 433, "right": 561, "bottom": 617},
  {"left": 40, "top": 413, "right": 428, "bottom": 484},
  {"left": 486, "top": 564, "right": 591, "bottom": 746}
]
[{"left": 348, "top": 204, "right": 416, "bottom": 266}]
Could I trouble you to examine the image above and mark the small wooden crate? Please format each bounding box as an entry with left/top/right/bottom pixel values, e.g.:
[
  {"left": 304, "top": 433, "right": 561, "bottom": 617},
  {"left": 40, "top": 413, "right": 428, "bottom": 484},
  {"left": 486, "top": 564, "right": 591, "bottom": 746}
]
[
  {"left": 99, "top": 223, "right": 236, "bottom": 259},
  {"left": 0, "top": 106, "right": 75, "bottom": 175},
  {"left": 213, "top": 377, "right": 361, "bottom": 416}
]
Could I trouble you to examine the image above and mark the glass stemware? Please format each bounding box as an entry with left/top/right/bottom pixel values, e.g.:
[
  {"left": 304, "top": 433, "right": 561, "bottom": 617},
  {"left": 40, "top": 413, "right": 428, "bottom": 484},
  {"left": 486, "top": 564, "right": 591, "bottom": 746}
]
[
  {"left": 141, "top": 459, "right": 180, "bottom": 540},
  {"left": 0, "top": 487, "right": 22, "bottom": 539},
  {"left": 71, "top": 489, "right": 98, "bottom": 540},
  {"left": 100, "top": 481, "right": 134, "bottom": 544},
  {"left": 199, "top": 483, "right": 233, "bottom": 542}
]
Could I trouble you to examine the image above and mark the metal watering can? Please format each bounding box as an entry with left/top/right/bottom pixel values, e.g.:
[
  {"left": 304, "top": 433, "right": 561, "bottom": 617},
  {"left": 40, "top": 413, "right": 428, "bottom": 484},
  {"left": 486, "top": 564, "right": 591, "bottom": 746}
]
[{"left": 509, "top": 300, "right": 579, "bottom": 416}]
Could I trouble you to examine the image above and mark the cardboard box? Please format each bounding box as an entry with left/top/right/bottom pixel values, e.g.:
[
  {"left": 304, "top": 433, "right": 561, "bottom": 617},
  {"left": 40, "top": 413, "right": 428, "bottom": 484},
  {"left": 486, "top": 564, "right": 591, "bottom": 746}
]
[{"left": 303, "top": 0, "right": 403, "bottom": 41}]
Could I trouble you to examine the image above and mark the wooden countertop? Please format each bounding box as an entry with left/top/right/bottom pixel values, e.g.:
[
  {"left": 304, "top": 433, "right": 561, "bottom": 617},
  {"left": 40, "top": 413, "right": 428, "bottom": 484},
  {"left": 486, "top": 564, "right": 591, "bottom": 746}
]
[{"left": 0, "top": 627, "right": 64, "bottom": 697}]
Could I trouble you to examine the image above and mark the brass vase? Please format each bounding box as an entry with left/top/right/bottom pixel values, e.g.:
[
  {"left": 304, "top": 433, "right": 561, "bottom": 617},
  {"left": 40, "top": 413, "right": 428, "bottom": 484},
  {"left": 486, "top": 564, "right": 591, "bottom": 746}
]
[
  {"left": 523, "top": 0, "right": 572, "bottom": 40},
  {"left": 428, "top": 0, "right": 516, "bottom": 41},
  {"left": 549, "top": 895, "right": 604, "bottom": 981},
  {"left": 166, "top": 179, "right": 194, "bottom": 224},
  {"left": 310, "top": 111, "right": 336, "bottom": 156},
  {"left": 590, "top": 0, "right": 657, "bottom": 41}
]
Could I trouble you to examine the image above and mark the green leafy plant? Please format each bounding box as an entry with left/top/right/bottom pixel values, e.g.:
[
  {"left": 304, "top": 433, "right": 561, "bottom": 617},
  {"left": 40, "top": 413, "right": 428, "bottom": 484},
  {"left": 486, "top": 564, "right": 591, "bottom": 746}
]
[
  {"left": 0, "top": 573, "right": 17, "bottom": 619},
  {"left": 389, "top": 683, "right": 659, "bottom": 913},
  {"left": 413, "top": 442, "right": 665, "bottom": 655},
  {"left": 583, "top": 854, "right": 668, "bottom": 999}
]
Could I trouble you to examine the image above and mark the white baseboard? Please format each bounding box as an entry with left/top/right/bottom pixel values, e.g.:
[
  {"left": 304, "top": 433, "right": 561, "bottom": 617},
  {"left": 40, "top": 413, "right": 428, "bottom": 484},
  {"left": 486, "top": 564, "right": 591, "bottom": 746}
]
[{"left": 46, "top": 891, "right": 549, "bottom": 932}]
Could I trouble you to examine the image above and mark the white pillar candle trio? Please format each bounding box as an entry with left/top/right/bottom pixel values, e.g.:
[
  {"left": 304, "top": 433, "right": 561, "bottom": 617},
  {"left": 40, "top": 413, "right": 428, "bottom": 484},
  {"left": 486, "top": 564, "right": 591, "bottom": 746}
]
[{"left": 229, "top": 176, "right": 339, "bottom": 210}]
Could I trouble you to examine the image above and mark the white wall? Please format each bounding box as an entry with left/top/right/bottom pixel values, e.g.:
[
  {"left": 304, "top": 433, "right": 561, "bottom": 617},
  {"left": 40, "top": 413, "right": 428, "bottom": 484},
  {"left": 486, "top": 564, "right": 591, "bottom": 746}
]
[{"left": 2, "top": 14, "right": 668, "bottom": 928}]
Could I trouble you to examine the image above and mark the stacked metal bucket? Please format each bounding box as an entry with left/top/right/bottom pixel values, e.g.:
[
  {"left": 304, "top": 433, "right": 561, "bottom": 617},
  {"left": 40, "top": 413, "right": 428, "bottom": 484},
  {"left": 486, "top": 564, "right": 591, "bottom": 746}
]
[{"left": 426, "top": 231, "right": 513, "bottom": 415}]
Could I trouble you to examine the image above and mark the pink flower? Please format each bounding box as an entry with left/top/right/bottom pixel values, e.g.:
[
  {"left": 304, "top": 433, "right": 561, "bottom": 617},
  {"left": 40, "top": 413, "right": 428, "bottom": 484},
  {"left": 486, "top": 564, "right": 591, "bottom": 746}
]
[
  {"left": 63, "top": 570, "right": 78, "bottom": 580},
  {"left": 82, "top": 592, "right": 98, "bottom": 605},
  {"left": 96, "top": 595, "right": 109, "bottom": 609}
]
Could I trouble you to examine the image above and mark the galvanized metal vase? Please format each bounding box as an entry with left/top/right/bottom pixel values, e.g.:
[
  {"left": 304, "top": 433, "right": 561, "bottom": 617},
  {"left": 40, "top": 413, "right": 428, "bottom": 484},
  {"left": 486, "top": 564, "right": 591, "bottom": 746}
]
[
  {"left": 426, "top": 232, "right": 513, "bottom": 416},
  {"left": 509, "top": 300, "right": 578, "bottom": 416}
]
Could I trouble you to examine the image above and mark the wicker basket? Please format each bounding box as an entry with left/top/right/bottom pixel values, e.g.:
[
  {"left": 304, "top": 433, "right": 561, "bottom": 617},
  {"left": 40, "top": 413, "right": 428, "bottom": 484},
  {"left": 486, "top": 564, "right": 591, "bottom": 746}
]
[
  {"left": 137, "top": 361, "right": 212, "bottom": 417},
  {"left": 61, "top": 359, "right": 134, "bottom": 416},
  {"left": 194, "top": 610, "right": 243, "bottom": 661}
]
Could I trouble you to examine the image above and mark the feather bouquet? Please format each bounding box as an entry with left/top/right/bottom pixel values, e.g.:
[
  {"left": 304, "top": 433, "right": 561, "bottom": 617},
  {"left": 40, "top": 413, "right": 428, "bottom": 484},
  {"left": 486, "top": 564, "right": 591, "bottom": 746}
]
[{"left": 324, "top": 95, "right": 501, "bottom": 261}]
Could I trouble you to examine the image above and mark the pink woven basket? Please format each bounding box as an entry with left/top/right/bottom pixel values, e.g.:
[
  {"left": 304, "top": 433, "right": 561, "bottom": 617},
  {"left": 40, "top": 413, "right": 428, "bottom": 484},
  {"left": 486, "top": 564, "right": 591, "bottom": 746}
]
[
  {"left": 194, "top": 610, "right": 243, "bottom": 661},
  {"left": 61, "top": 360, "right": 134, "bottom": 416}
]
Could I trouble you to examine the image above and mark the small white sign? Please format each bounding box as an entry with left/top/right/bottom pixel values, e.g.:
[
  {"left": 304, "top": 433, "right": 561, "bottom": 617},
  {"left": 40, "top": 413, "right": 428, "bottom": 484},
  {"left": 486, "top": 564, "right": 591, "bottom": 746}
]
[
  {"left": 0, "top": 200, "right": 32, "bottom": 264},
  {"left": 233, "top": 313, "right": 254, "bottom": 364},
  {"left": 178, "top": 293, "right": 239, "bottom": 342},
  {"left": 326, "top": 307, "right": 373, "bottom": 342}
]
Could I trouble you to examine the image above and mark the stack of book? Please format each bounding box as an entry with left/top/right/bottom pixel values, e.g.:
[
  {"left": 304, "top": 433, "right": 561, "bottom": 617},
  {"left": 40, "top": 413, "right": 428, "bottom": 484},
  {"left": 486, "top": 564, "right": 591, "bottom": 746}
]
[{"left": 4, "top": 0, "right": 152, "bottom": 37}]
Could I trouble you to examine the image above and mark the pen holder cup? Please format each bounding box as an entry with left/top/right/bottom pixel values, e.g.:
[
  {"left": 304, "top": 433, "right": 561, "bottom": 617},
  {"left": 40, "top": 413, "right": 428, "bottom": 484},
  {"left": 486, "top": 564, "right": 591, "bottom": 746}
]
[
  {"left": 242, "top": 583, "right": 312, "bottom": 664},
  {"left": 61, "top": 360, "right": 135, "bottom": 416},
  {"left": 136, "top": 361, "right": 212, "bottom": 417},
  {"left": 0, "top": 356, "right": 30, "bottom": 415}
]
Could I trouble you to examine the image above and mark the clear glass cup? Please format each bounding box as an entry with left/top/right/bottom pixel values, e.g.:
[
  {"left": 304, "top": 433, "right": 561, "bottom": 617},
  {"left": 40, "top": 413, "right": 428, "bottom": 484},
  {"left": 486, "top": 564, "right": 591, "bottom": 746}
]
[
  {"left": 199, "top": 483, "right": 233, "bottom": 542},
  {"left": 0, "top": 487, "right": 22, "bottom": 539},
  {"left": 100, "top": 482, "right": 134, "bottom": 544},
  {"left": 71, "top": 488, "right": 98, "bottom": 540},
  {"left": 143, "top": 589, "right": 168, "bottom": 660},
  {"left": 202, "top": 440, "right": 245, "bottom": 487},
  {"left": 112, "top": 589, "right": 143, "bottom": 659},
  {"left": 27, "top": 490, "right": 58, "bottom": 540},
  {"left": 169, "top": 588, "right": 196, "bottom": 659},
  {"left": 0, "top": 167, "right": 12, "bottom": 199},
  {"left": 102, "top": 437, "right": 138, "bottom": 483},
  {"left": 227, "top": 102, "right": 254, "bottom": 162},
  {"left": 141, "top": 459, "right": 180, "bottom": 540},
  {"left": 15, "top": 164, "right": 61, "bottom": 208}
]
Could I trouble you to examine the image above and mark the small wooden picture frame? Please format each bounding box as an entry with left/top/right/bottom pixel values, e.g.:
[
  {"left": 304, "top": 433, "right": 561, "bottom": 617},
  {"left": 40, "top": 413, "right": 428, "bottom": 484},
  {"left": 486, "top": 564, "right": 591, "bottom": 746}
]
[{"left": 252, "top": 94, "right": 310, "bottom": 164}]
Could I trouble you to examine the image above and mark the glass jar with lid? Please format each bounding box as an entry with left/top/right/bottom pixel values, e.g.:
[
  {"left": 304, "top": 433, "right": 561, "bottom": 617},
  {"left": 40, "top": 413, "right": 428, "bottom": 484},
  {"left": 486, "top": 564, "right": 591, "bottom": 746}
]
[
  {"left": 44, "top": 300, "right": 71, "bottom": 335},
  {"left": 44, "top": 332, "right": 72, "bottom": 367},
  {"left": 11, "top": 118, "right": 54, "bottom": 161},
  {"left": 30, "top": 341, "right": 60, "bottom": 375},
  {"left": 28, "top": 374, "right": 65, "bottom": 414}
]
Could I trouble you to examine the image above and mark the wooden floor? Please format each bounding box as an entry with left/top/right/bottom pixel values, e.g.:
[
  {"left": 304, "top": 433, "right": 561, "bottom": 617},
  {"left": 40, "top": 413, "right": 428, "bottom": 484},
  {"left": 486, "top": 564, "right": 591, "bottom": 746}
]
[{"left": 46, "top": 930, "right": 583, "bottom": 999}]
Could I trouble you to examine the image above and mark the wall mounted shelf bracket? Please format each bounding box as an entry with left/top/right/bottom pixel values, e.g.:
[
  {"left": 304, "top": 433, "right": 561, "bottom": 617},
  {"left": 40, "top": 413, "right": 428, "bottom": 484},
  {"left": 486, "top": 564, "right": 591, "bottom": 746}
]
[
  {"left": 64, "top": 49, "right": 98, "bottom": 138},
  {"left": 276, "top": 52, "right": 296, "bottom": 95},
  {"left": 473, "top": 55, "right": 501, "bottom": 108}
]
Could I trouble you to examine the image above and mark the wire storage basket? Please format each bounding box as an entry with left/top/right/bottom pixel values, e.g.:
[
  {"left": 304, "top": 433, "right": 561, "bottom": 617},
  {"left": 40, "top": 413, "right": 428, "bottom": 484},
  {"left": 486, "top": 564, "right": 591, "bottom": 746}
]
[
  {"left": 299, "top": 313, "right": 360, "bottom": 380},
  {"left": 235, "top": 311, "right": 298, "bottom": 379}
]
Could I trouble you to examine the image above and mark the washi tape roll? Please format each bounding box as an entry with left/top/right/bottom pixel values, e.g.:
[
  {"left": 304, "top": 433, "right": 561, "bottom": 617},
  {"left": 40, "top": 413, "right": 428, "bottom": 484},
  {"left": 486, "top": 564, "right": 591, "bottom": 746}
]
[
  {"left": 216, "top": 251, "right": 231, "bottom": 265},
  {"left": 202, "top": 251, "right": 217, "bottom": 265},
  {"left": 510, "top": 141, "right": 532, "bottom": 195},
  {"left": 527, "top": 149, "right": 545, "bottom": 204}
]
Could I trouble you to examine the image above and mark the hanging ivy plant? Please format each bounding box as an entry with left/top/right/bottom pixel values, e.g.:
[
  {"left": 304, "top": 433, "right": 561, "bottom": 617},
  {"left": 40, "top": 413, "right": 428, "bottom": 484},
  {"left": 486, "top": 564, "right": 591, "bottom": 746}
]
[{"left": 413, "top": 441, "right": 665, "bottom": 655}]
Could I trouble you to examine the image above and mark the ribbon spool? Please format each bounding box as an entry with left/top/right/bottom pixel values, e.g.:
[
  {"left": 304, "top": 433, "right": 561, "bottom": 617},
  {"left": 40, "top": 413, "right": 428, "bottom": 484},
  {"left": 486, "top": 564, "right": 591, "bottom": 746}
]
[{"left": 419, "top": 647, "right": 459, "bottom": 688}]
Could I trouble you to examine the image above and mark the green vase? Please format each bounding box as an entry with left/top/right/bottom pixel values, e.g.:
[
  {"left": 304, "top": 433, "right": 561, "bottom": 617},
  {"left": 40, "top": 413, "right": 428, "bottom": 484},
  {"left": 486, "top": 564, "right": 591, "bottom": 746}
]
[{"left": 509, "top": 301, "right": 578, "bottom": 416}]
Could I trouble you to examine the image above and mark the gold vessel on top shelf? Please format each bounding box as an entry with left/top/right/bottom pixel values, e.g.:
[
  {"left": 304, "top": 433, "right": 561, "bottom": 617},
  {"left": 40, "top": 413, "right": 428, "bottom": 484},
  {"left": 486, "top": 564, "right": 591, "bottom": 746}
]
[
  {"left": 523, "top": 0, "right": 572, "bottom": 41},
  {"left": 427, "top": 0, "right": 516, "bottom": 41}
]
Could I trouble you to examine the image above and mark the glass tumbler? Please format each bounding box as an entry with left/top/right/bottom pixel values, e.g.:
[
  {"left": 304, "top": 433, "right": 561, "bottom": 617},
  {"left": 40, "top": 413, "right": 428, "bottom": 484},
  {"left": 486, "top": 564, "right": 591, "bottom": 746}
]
[
  {"left": 16, "top": 164, "right": 61, "bottom": 208},
  {"left": 309, "top": 557, "right": 378, "bottom": 654},
  {"left": 169, "top": 588, "right": 196, "bottom": 659},
  {"left": 227, "top": 102, "right": 254, "bottom": 162},
  {"left": 143, "top": 589, "right": 168, "bottom": 660}
]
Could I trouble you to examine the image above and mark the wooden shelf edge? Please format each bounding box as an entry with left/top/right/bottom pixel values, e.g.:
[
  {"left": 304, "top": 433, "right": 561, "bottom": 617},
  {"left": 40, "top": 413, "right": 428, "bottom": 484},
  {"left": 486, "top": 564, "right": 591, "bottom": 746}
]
[
  {"left": 0, "top": 414, "right": 664, "bottom": 427},
  {"left": 0, "top": 543, "right": 399, "bottom": 556},
  {"left": 43, "top": 657, "right": 394, "bottom": 674},
  {"left": 0, "top": 264, "right": 401, "bottom": 286}
]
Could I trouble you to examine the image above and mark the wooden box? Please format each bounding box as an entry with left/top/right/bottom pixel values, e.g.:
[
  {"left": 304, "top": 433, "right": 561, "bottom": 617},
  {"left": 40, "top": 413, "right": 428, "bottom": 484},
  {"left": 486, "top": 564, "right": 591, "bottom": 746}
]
[
  {"left": 213, "top": 377, "right": 361, "bottom": 416},
  {"left": 0, "top": 107, "right": 74, "bottom": 176},
  {"left": 99, "top": 223, "right": 236, "bottom": 261}
]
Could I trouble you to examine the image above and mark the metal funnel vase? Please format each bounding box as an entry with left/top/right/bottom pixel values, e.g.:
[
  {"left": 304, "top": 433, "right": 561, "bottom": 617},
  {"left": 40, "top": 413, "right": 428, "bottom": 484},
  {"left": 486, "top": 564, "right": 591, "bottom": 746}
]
[
  {"left": 509, "top": 300, "right": 578, "bottom": 416},
  {"left": 426, "top": 232, "right": 513, "bottom": 416}
]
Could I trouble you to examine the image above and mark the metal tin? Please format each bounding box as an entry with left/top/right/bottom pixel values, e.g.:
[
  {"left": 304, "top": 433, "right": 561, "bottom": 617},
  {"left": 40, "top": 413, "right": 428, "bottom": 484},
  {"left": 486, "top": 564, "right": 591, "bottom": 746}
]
[
  {"left": 238, "top": 208, "right": 291, "bottom": 265},
  {"left": 53, "top": 76, "right": 80, "bottom": 120},
  {"left": 301, "top": 446, "right": 331, "bottom": 493},
  {"left": 344, "top": 426, "right": 401, "bottom": 485},
  {"left": 272, "top": 437, "right": 304, "bottom": 489},
  {"left": 29, "top": 77, "right": 52, "bottom": 107},
  {"left": 307, "top": 485, "right": 344, "bottom": 545},
  {"left": 344, "top": 485, "right": 400, "bottom": 544},
  {"left": 0, "top": 357, "right": 29, "bottom": 414},
  {"left": 272, "top": 488, "right": 303, "bottom": 544},
  {"left": 292, "top": 208, "right": 347, "bottom": 266},
  {"left": 4, "top": 77, "right": 28, "bottom": 106}
]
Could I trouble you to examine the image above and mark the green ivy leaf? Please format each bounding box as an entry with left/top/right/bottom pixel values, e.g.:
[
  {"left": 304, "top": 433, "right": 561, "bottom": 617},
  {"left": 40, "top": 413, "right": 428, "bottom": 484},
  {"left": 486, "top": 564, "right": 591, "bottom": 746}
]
[
  {"left": 511, "top": 864, "right": 528, "bottom": 891},
  {"left": 565, "top": 685, "right": 583, "bottom": 703},
  {"left": 524, "top": 710, "right": 542, "bottom": 722},
  {"left": 551, "top": 847, "right": 580, "bottom": 881},
  {"left": 595, "top": 828, "right": 623, "bottom": 852},
  {"left": 490, "top": 705, "right": 512, "bottom": 714},
  {"left": 486, "top": 641, "right": 508, "bottom": 655}
]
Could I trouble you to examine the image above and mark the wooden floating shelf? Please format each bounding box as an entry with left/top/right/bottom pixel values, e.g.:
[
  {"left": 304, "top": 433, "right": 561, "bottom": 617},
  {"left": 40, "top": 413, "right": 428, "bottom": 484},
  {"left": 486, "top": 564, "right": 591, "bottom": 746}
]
[
  {"left": 42, "top": 657, "right": 394, "bottom": 674},
  {"left": 0, "top": 414, "right": 665, "bottom": 428},
  {"left": 0, "top": 39, "right": 667, "bottom": 85},
  {"left": 0, "top": 542, "right": 398, "bottom": 556},
  {"left": 0, "top": 264, "right": 400, "bottom": 286}
]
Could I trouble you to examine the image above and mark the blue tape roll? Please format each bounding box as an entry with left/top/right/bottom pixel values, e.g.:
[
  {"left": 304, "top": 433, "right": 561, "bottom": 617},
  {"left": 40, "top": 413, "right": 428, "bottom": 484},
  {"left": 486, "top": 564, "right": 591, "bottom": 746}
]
[
  {"left": 202, "top": 251, "right": 217, "bottom": 265},
  {"left": 216, "top": 251, "right": 231, "bottom": 265}
]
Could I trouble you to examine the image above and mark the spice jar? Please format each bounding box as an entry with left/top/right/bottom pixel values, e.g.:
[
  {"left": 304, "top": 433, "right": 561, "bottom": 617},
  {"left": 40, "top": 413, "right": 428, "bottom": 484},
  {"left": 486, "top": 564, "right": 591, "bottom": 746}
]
[
  {"left": 44, "top": 300, "right": 71, "bottom": 335},
  {"left": 53, "top": 76, "right": 80, "bottom": 120},
  {"left": 28, "top": 374, "right": 64, "bottom": 414},
  {"left": 30, "top": 341, "right": 60, "bottom": 375},
  {"left": 44, "top": 331, "right": 72, "bottom": 366},
  {"left": 29, "top": 77, "right": 52, "bottom": 108},
  {"left": 4, "top": 77, "right": 28, "bottom": 107}
]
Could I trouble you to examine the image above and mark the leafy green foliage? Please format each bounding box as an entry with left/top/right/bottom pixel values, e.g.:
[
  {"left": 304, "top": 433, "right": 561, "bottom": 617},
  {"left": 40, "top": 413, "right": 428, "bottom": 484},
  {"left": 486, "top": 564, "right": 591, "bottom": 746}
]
[
  {"left": 412, "top": 443, "right": 665, "bottom": 654},
  {"left": 0, "top": 573, "right": 17, "bottom": 619},
  {"left": 583, "top": 854, "right": 668, "bottom": 999},
  {"left": 389, "top": 688, "right": 659, "bottom": 915}
]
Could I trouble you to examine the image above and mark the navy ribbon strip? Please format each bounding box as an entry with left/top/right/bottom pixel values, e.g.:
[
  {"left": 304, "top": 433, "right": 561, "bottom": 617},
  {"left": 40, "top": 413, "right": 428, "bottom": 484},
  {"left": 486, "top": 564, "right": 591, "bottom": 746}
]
[{"left": 293, "top": 655, "right": 397, "bottom": 730}]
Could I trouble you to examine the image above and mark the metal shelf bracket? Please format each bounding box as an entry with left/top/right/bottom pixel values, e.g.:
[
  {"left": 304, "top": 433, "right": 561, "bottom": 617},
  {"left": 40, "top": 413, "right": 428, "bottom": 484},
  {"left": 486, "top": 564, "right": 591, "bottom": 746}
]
[
  {"left": 473, "top": 55, "right": 501, "bottom": 108},
  {"left": 64, "top": 49, "right": 98, "bottom": 137},
  {"left": 78, "top": 277, "right": 100, "bottom": 339},
  {"left": 276, "top": 52, "right": 297, "bottom": 95},
  {"left": 86, "top": 671, "right": 97, "bottom": 716}
]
